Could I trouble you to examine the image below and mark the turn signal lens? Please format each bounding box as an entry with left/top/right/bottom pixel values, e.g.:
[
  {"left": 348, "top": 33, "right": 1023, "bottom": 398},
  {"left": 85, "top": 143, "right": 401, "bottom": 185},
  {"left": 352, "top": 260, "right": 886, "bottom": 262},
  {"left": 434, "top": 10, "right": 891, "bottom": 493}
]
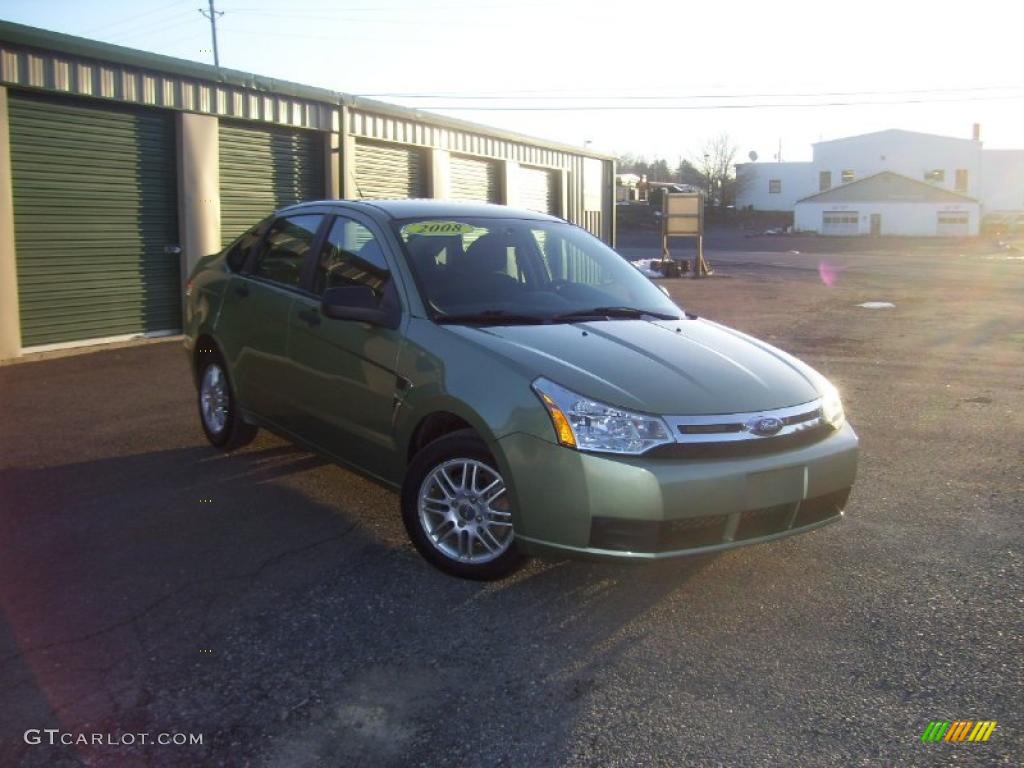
[{"left": 539, "top": 392, "right": 577, "bottom": 448}]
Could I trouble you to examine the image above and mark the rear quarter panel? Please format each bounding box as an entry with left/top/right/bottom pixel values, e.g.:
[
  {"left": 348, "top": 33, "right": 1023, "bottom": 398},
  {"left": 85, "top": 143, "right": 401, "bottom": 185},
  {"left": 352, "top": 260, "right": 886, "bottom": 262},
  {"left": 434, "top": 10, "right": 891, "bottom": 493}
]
[{"left": 184, "top": 254, "right": 230, "bottom": 380}]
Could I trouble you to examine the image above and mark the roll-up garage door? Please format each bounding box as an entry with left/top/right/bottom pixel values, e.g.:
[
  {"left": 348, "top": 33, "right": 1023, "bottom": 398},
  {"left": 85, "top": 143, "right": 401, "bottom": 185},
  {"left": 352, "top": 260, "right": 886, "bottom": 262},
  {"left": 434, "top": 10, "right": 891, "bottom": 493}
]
[
  {"left": 219, "top": 121, "right": 324, "bottom": 245},
  {"left": 822, "top": 211, "right": 859, "bottom": 236},
  {"left": 520, "top": 166, "right": 558, "bottom": 214},
  {"left": 354, "top": 141, "right": 427, "bottom": 200},
  {"left": 8, "top": 92, "right": 180, "bottom": 348},
  {"left": 937, "top": 211, "right": 969, "bottom": 236},
  {"left": 450, "top": 155, "right": 500, "bottom": 203}
]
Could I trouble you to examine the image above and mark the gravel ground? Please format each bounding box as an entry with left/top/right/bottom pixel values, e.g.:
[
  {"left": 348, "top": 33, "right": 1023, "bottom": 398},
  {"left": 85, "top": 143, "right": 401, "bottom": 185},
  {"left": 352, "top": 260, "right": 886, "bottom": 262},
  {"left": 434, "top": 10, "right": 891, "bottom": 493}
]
[{"left": 1, "top": 235, "right": 1021, "bottom": 767}]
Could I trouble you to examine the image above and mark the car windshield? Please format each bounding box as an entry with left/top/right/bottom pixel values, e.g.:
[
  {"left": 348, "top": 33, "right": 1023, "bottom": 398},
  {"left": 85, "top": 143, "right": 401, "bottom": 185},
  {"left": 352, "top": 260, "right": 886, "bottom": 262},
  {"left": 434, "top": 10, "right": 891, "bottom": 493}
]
[{"left": 392, "top": 217, "right": 682, "bottom": 323}]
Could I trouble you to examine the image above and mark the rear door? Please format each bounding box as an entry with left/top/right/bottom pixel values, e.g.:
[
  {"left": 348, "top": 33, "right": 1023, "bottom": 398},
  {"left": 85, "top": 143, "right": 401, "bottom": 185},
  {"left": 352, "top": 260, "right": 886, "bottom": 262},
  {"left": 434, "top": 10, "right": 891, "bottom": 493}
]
[
  {"left": 287, "top": 212, "right": 405, "bottom": 480},
  {"left": 216, "top": 213, "right": 326, "bottom": 428}
]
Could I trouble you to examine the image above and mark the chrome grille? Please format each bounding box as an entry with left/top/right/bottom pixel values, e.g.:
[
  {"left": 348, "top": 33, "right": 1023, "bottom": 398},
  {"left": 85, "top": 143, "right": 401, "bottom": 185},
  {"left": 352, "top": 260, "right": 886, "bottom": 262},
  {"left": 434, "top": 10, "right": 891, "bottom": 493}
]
[{"left": 664, "top": 399, "right": 824, "bottom": 444}]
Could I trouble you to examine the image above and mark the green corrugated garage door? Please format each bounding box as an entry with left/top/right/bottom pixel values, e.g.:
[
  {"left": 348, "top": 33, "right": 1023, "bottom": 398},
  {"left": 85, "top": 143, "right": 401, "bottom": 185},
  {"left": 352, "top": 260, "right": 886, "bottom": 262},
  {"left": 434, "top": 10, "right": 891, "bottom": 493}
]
[
  {"left": 450, "top": 155, "right": 500, "bottom": 203},
  {"left": 354, "top": 140, "right": 427, "bottom": 200},
  {"left": 520, "top": 166, "right": 557, "bottom": 214},
  {"left": 8, "top": 92, "right": 180, "bottom": 348},
  {"left": 219, "top": 121, "right": 324, "bottom": 245}
]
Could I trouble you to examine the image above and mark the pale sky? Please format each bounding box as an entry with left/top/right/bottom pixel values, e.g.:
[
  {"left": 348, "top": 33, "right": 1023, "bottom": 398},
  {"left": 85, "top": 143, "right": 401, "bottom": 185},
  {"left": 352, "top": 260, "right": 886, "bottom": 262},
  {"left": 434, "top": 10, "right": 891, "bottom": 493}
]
[{"left": 2, "top": 0, "right": 1022, "bottom": 163}]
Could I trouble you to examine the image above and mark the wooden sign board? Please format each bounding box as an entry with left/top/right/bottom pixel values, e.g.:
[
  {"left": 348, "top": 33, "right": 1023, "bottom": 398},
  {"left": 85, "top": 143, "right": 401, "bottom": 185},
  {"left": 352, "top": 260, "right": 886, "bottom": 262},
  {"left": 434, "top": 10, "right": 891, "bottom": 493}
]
[{"left": 663, "top": 192, "right": 703, "bottom": 235}]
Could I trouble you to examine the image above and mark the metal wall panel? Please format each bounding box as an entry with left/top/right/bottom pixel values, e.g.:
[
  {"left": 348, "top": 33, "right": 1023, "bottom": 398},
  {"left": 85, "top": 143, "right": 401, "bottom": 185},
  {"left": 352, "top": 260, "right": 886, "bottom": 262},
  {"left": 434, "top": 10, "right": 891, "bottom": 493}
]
[
  {"left": 519, "top": 166, "right": 557, "bottom": 214},
  {"left": 353, "top": 140, "right": 427, "bottom": 199},
  {"left": 0, "top": 42, "right": 335, "bottom": 130},
  {"left": 219, "top": 120, "right": 325, "bottom": 245},
  {"left": 8, "top": 91, "right": 180, "bottom": 346},
  {"left": 583, "top": 211, "right": 603, "bottom": 239},
  {"left": 0, "top": 30, "right": 614, "bottom": 243},
  {"left": 449, "top": 154, "right": 499, "bottom": 203}
]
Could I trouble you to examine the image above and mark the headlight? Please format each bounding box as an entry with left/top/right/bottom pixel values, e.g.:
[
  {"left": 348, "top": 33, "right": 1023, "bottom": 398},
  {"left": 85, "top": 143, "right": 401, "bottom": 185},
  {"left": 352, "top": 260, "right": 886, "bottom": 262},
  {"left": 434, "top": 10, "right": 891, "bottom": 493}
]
[
  {"left": 531, "top": 378, "right": 674, "bottom": 455},
  {"left": 820, "top": 382, "right": 845, "bottom": 430}
]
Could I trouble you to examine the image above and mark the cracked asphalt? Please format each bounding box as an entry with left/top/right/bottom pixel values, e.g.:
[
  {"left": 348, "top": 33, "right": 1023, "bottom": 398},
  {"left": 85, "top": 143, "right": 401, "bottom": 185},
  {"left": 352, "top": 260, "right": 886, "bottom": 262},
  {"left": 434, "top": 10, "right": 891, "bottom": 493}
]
[{"left": 1, "top": 235, "right": 1021, "bottom": 767}]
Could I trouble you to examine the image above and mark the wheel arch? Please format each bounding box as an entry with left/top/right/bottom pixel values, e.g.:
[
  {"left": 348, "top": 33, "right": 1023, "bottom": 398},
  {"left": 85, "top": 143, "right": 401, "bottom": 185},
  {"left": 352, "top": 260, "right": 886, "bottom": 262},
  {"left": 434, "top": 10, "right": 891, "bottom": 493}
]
[
  {"left": 406, "top": 410, "right": 477, "bottom": 465},
  {"left": 192, "top": 333, "right": 225, "bottom": 388}
]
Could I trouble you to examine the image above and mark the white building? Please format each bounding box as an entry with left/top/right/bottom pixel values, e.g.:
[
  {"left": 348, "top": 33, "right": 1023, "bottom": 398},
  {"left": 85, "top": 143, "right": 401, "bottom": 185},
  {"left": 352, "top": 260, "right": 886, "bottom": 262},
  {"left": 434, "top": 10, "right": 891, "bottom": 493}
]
[
  {"left": 734, "top": 162, "right": 813, "bottom": 211},
  {"left": 793, "top": 172, "right": 980, "bottom": 236},
  {"left": 736, "top": 128, "right": 1023, "bottom": 233}
]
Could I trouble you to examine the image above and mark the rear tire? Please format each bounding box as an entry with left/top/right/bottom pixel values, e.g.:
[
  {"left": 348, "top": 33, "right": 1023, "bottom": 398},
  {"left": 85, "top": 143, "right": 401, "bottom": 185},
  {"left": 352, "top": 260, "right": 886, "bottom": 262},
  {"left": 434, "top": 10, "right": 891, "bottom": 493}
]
[
  {"left": 401, "top": 430, "right": 526, "bottom": 580},
  {"left": 197, "top": 355, "right": 258, "bottom": 451}
]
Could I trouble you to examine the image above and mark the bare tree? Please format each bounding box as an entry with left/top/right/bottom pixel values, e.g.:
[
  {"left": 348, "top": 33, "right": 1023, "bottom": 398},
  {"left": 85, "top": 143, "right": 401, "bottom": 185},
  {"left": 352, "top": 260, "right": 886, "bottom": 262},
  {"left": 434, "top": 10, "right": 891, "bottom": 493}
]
[{"left": 691, "top": 133, "right": 741, "bottom": 208}]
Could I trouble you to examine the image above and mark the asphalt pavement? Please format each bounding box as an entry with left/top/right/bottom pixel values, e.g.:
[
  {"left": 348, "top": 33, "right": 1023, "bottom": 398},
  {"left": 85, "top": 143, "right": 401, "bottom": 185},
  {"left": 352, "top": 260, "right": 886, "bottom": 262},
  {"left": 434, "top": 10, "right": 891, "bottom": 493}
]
[{"left": 1, "top": 236, "right": 1021, "bottom": 767}]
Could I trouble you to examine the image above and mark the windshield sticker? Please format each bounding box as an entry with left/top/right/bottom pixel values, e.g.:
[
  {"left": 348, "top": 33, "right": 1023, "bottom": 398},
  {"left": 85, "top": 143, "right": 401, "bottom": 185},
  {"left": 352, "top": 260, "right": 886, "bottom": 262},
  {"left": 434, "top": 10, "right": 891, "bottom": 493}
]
[{"left": 403, "top": 221, "right": 476, "bottom": 236}]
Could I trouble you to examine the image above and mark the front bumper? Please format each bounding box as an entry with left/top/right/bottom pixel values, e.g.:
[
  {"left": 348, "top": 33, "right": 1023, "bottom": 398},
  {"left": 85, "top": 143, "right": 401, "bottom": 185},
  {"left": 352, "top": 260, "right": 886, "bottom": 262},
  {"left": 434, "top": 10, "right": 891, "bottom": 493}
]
[{"left": 497, "top": 422, "right": 858, "bottom": 560}]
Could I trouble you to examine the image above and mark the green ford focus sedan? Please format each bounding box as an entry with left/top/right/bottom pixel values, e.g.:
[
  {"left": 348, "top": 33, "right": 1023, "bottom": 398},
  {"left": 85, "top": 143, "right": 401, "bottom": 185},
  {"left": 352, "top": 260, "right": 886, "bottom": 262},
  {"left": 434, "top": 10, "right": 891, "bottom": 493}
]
[{"left": 184, "top": 200, "right": 858, "bottom": 579}]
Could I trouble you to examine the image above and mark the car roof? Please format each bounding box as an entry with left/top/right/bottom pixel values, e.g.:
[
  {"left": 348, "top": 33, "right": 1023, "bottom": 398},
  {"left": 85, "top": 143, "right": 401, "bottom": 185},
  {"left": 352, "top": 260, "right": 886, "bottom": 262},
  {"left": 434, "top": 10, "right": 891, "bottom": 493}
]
[{"left": 279, "top": 198, "right": 564, "bottom": 223}]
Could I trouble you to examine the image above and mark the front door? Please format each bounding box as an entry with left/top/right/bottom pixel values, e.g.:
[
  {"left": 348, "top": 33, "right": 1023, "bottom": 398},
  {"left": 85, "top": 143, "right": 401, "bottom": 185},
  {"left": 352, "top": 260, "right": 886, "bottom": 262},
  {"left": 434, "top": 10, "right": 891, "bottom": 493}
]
[
  {"left": 870, "top": 214, "right": 882, "bottom": 236},
  {"left": 287, "top": 213, "right": 405, "bottom": 480},
  {"left": 216, "top": 213, "right": 325, "bottom": 428}
]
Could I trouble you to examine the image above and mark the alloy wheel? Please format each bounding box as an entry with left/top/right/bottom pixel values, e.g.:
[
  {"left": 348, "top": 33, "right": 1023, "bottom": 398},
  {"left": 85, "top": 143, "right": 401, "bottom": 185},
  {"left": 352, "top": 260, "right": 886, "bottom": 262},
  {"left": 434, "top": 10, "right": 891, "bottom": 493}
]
[
  {"left": 417, "top": 458, "right": 513, "bottom": 564},
  {"left": 200, "top": 363, "right": 229, "bottom": 435}
]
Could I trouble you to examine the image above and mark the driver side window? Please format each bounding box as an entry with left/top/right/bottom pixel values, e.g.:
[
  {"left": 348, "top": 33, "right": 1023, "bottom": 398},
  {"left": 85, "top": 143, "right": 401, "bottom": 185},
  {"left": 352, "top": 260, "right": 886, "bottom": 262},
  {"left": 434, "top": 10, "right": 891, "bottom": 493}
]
[{"left": 313, "top": 216, "right": 392, "bottom": 302}]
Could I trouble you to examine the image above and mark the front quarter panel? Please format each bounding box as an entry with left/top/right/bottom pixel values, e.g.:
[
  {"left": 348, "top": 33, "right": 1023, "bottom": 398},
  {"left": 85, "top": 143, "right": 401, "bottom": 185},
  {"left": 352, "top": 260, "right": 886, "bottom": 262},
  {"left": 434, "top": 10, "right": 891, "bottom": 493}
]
[{"left": 394, "top": 318, "right": 556, "bottom": 458}]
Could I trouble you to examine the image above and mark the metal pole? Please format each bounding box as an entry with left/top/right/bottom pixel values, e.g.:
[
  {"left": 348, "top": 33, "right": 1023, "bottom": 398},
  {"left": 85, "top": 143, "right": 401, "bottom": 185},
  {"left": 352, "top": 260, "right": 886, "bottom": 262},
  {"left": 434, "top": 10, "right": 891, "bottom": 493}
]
[
  {"left": 208, "top": 0, "right": 220, "bottom": 68},
  {"left": 199, "top": 1, "right": 223, "bottom": 68}
]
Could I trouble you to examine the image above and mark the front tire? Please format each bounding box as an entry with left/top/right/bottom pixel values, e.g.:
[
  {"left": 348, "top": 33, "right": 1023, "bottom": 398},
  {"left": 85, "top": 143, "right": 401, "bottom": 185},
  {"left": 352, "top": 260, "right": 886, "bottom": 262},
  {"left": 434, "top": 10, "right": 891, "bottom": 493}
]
[
  {"left": 197, "top": 356, "right": 258, "bottom": 451},
  {"left": 401, "top": 430, "right": 525, "bottom": 580}
]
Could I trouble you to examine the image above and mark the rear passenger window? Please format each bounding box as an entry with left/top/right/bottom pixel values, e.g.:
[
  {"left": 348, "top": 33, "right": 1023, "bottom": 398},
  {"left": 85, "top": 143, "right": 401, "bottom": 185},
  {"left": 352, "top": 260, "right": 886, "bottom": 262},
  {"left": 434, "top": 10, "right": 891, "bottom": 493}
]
[
  {"left": 251, "top": 215, "right": 323, "bottom": 288},
  {"left": 225, "top": 220, "right": 268, "bottom": 272},
  {"left": 313, "top": 216, "right": 391, "bottom": 299}
]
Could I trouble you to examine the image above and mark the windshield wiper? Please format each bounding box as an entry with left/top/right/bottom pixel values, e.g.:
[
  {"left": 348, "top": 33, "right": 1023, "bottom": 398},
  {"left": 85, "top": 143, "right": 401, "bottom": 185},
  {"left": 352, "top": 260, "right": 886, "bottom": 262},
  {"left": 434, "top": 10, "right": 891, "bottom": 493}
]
[
  {"left": 435, "top": 310, "right": 549, "bottom": 326},
  {"left": 552, "top": 306, "right": 680, "bottom": 322}
]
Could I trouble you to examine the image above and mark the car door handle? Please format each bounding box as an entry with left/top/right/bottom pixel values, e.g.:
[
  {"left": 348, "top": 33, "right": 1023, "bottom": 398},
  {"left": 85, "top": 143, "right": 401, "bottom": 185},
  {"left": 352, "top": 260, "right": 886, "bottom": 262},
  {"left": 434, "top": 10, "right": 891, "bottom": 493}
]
[
  {"left": 297, "top": 307, "right": 321, "bottom": 327},
  {"left": 234, "top": 283, "right": 250, "bottom": 298}
]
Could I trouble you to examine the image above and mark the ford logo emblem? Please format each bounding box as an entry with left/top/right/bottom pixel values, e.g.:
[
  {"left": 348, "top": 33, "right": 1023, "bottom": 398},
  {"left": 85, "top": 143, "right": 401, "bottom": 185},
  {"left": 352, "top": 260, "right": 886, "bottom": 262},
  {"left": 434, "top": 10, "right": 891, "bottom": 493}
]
[{"left": 747, "top": 416, "right": 784, "bottom": 436}]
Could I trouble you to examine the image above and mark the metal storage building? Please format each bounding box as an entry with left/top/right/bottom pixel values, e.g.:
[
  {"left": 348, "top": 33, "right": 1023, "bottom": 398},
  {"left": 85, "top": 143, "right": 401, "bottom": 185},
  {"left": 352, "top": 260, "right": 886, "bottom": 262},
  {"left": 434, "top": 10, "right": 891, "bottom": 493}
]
[{"left": 0, "top": 21, "right": 615, "bottom": 359}]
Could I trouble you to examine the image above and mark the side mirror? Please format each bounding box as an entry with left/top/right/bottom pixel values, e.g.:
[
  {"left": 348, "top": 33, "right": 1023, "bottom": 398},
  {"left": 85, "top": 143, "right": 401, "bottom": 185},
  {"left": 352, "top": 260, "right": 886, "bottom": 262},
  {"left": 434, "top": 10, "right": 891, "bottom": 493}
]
[{"left": 321, "top": 285, "right": 399, "bottom": 329}]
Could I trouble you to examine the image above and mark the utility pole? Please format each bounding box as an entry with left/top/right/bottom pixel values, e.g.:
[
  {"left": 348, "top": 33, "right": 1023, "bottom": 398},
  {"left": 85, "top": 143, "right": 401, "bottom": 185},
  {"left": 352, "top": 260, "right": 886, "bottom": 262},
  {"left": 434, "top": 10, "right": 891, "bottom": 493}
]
[{"left": 198, "top": 0, "right": 224, "bottom": 68}]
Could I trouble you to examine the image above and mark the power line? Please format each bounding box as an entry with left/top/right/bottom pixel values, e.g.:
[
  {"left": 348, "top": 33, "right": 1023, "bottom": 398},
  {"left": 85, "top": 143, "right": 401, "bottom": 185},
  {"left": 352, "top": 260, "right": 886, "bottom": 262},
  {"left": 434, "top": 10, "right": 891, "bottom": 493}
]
[
  {"left": 81, "top": 0, "right": 188, "bottom": 35},
  {"left": 358, "top": 84, "right": 1024, "bottom": 101},
  {"left": 404, "top": 94, "right": 1024, "bottom": 112},
  {"left": 100, "top": 11, "right": 200, "bottom": 42}
]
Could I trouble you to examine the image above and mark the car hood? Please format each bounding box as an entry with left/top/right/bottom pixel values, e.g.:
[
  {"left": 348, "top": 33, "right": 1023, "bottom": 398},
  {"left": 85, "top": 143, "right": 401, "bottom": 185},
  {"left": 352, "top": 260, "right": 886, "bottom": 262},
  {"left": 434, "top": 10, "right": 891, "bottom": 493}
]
[{"left": 444, "top": 318, "right": 822, "bottom": 415}]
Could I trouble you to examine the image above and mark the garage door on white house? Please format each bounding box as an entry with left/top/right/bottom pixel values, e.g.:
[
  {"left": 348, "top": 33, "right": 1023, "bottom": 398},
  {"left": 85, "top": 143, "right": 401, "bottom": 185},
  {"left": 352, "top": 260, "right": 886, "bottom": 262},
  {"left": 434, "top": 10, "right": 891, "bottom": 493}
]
[
  {"left": 822, "top": 211, "right": 860, "bottom": 236},
  {"left": 937, "top": 212, "right": 969, "bottom": 236}
]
